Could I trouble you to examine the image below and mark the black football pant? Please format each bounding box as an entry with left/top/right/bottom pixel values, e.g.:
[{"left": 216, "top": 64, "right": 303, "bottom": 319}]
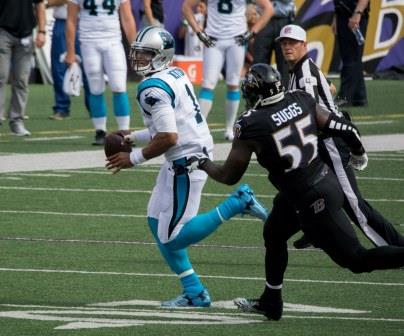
[{"left": 263, "top": 169, "right": 404, "bottom": 287}]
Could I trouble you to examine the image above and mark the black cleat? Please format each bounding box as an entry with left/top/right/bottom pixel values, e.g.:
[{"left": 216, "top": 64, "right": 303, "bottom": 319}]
[
  {"left": 233, "top": 297, "right": 283, "bottom": 321},
  {"left": 92, "top": 130, "right": 106, "bottom": 146},
  {"left": 293, "top": 234, "right": 312, "bottom": 249}
]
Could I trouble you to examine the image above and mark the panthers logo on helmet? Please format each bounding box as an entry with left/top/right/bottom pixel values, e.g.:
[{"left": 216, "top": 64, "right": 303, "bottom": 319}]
[{"left": 159, "top": 31, "right": 174, "bottom": 49}]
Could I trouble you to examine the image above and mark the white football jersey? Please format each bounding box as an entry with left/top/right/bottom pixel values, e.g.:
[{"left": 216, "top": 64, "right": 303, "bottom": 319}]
[
  {"left": 69, "top": 0, "right": 127, "bottom": 42},
  {"left": 137, "top": 67, "right": 214, "bottom": 161},
  {"left": 205, "top": 0, "right": 247, "bottom": 39}
]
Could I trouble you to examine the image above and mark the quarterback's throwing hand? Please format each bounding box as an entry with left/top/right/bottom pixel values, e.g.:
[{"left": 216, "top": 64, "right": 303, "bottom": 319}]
[
  {"left": 349, "top": 152, "right": 368, "bottom": 171},
  {"left": 197, "top": 31, "right": 215, "bottom": 48},
  {"left": 106, "top": 152, "right": 133, "bottom": 174}
]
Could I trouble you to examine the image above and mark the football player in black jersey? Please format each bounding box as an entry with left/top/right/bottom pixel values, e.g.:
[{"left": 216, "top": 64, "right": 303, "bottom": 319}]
[{"left": 190, "top": 64, "right": 404, "bottom": 321}]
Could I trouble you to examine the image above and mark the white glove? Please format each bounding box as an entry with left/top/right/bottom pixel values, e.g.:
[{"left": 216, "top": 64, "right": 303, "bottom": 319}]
[{"left": 349, "top": 153, "right": 368, "bottom": 171}]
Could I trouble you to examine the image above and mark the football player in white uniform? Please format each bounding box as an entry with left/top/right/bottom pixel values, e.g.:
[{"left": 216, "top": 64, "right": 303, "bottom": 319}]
[
  {"left": 183, "top": 0, "right": 273, "bottom": 140},
  {"left": 105, "top": 27, "right": 269, "bottom": 307},
  {"left": 65, "top": 0, "right": 136, "bottom": 145}
]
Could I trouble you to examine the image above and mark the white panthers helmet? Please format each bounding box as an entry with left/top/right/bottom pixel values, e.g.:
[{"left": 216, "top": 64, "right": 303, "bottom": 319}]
[{"left": 130, "top": 26, "right": 175, "bottom": 76}]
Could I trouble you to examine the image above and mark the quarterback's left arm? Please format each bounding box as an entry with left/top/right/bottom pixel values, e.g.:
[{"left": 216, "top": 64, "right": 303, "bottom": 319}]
[
  {"left": 199, "top": 138, "right": 253, "bottom": 185},
  {"left": 120, "top": 0, "right": 137, "bottom": 44}
]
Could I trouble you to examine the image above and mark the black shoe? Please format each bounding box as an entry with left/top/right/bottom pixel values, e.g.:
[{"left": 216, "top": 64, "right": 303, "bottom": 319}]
[
  {"left": 92, "top": 130, "right": 106, "bottom": 146},
  {"left": 234, "top": 297, "right": 283, "bottom": 321},
  {"left": 352, "top": 100, "right": 368, "bottom": 107},
  {"left": 293, "top": 234, "right": 312, "bottom": 249}
]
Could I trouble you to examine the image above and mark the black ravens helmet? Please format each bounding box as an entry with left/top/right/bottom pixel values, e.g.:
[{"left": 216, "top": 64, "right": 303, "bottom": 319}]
[{"left": 241, "top": 64, "right": 285, "bottom": 109}]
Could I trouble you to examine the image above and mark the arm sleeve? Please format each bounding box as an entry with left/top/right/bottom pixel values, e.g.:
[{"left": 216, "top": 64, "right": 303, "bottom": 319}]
[{"left": 323, "top": 114, "right": 365, "bottom": 155}]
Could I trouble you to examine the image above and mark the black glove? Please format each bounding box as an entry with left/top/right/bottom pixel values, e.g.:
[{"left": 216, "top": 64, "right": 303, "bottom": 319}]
[
  {"left": 186, "top": 147, "right": 210, "bottom": 172},
  {"left": 235, "top": 31, "right": 256, "bottom": 46},
  {"left": 197, "top": 31, "right": 215, "bottom": 48}
]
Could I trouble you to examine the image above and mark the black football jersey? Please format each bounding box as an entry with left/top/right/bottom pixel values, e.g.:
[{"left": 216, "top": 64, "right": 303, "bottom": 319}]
[{"left": 235, "top": 90, "right": 325, "bottom": 192}]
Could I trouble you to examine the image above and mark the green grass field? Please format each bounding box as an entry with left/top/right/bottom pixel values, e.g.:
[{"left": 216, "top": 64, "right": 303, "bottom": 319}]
[{"left": 0, "top": 80, "right": 404, "bottom": 335}]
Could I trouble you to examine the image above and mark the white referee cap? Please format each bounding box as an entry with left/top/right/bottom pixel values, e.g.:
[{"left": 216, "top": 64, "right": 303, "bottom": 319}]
[{"left": 276, "top": 24, "right": 307, "bottom": 42}]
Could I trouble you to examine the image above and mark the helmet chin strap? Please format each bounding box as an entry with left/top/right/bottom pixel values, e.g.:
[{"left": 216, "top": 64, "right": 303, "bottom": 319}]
[{"left": 260, "top": 92, "right": 285, "bottom": 106}]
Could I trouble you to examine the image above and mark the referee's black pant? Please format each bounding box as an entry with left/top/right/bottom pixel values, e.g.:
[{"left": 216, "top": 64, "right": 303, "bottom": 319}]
[{"left": 320, "top": 137, "right": 404, "bottom": 247}]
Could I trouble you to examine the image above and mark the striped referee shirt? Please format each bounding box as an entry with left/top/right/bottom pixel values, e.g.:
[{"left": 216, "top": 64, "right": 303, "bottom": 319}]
[{"left": 288, "top": 54, "right": 339, "bottom": 115}]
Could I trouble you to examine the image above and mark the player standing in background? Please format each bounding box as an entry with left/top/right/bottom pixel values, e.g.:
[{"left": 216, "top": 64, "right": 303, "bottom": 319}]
[
  {"left": 105, "top": 27, "right": 269, "bottom": 307},
  {"left": 178, "top": 0, "right": 207, "bottom": 58},
  {"left": 277, "top": 24, "right": 404, "bottom": 249},
  {"left": 65, "top": 0, "right": 136, "bottom": 145},
  {"left": 182, "top": 0, "right": 273, "bottom": 140},
  {"left": 47, "top": 0, "right": 91, "bottom": 121}
]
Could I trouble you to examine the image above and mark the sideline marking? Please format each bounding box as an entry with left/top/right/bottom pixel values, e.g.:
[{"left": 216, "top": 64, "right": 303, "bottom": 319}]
[
  {"left": 0, "top": 267, "right": 402, "bottom": 287},
  {"left": 24, "top": 136, "right": 83, "bottom": 142}
]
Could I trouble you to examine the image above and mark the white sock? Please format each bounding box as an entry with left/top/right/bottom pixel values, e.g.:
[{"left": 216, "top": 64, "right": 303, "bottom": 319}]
[
  {"left": 92, "top": 117, "right": 107, "bottom": 132},
  {"left": 115, "top": 116, "right": 130, "bottom": 131},
  {"left": 225, "top": 98, "right": 239, "bottom": 133},
  {"left": 199, "top": 98, "right": 213, "bottom": 119}
]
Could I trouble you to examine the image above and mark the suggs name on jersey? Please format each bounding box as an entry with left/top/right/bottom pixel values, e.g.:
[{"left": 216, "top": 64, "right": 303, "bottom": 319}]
[{"left": 271, "top": 102, "right": 303, "bottom": 126}]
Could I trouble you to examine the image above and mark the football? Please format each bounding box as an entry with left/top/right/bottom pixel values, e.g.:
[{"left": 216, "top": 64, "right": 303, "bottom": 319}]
[{"left": 104, "top": 132, "right": 132, "bottom": 157}]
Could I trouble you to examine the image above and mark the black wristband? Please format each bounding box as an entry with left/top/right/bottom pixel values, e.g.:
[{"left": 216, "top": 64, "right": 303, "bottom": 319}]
[{"left": 38, "top": 30, "right": 46, "bottom": 35}]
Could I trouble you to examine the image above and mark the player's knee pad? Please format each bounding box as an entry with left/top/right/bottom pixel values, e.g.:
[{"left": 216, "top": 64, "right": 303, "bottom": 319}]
[
  {"left": 87, "top": 75, "right": 105, "bottom": 95},
  {"left": 108, "top": 72, "right": 127, "bottom": 93}
]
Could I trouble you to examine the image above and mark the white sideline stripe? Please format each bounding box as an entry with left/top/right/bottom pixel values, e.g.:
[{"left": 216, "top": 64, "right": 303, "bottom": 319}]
[
  {"left": 0, "top": 267, "right": 402, "bottom": 286},
  {"left": 7, "top": 173, "right": 71, "bottom": 178},
  {"left": 1, "top": 134, "right": 404, "bottom": 173},
  {"left": 0, "top": 210, "right": 260, "bottom": 222},
  {"left": 1, "top": 186, "right": 403, "bottom": 202},
  {"left": 24, "top": 136, "right": 83, "bottom": 141}
]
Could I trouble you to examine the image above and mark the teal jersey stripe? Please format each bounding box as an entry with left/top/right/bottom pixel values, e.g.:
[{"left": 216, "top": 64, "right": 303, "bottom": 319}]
[{"left": 137, "top": 78, "right": 175, "bottom": 108}]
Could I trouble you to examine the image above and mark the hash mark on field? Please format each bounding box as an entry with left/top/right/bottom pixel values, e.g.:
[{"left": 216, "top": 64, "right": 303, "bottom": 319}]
[{"left": 0, "top": 267, "right": 403, "bottom": 286}]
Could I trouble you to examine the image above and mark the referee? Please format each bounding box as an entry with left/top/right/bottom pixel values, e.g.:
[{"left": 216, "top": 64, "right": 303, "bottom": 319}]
[{"left": 277, "top": 24, "right": 404, "bottom": 249}]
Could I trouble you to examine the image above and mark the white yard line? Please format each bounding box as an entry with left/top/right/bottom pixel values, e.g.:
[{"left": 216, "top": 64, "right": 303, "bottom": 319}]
[
  {"left": 1, "top": 186, "right": 403, "bottom": 202},
  {"left": 0, "top": 267, "right": 402, "bottom": 286}
]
